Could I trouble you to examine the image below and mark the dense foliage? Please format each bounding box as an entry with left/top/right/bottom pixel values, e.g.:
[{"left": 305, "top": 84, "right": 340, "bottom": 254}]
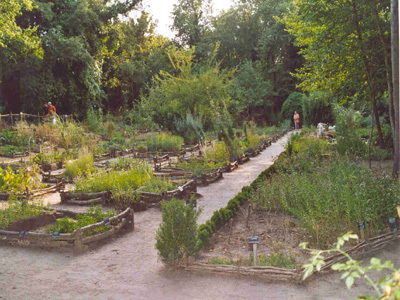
[{"left": 156, "top": 198, "right": 201, "bottom": 265}]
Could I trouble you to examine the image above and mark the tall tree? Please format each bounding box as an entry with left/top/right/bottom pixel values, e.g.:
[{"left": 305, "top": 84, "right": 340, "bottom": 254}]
[
  {"left": 141, "top": 47, "right": 234, "bottom": 131},
  {"left": 171, "top": 0, "right": 212, "bottom": 47},
  {"left": 0, "top": 0, "right": 42, "bottom": 86},
  {"left": 0, "top": 0, "right": 140, "bottom": 115},
  {"left": 282, "top": 0, "right": 391, "bottom": 147},
  {"left": 209, "top": 0, "right": 302, "bottom": 116}
]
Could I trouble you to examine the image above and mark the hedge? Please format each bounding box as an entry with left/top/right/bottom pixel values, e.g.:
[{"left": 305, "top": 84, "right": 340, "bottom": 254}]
[{"left": 198, "top": 160, "right": 280, "bottom": 248}]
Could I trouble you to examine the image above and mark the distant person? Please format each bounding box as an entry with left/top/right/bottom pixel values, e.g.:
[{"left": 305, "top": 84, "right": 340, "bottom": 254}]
[
  {"left": 48, "top": 102, "right": 56, "bottom": 115},
  {"left": 47, "top": 102, "right": 57, "bottom": 124},
  {"left": 293, "top": 111, "right": 300, "bottom": 129}
]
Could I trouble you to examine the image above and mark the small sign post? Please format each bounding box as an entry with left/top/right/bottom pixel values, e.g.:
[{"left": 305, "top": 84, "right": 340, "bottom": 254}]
[
  {"left": 103, "top": 218, "right": 110, "bottom": 227},
  {"left": 249, "top": 235, "right": 259, "bottom": 266},
  {"left": 389, "top": 218, "right": 396, "bottom": 232},
  {"left": 52, "top": 231, "right": 60, "bottom": 239},
  {"left": 18, "top": 231, "right": 25, "bottom": 237},
  {"left": 358, "top": 221, "right": 365, "bottom": 240}
]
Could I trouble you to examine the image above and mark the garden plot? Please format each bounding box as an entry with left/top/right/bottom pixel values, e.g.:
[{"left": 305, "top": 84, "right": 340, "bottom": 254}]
[{"left": 0, "top": 206, "right": 134, "bottom": 253}]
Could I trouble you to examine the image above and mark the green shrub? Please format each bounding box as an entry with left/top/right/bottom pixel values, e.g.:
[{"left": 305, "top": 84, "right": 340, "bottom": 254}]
[
  {"left": 146, "top": 133, "right": 184, "bottom": 152},
  {"left": 86, "top": 108, "right": 103, "bottom": 133},
  {"left": 174, "top": 112, "right": 205, "bottom": 144},
  {"left": 47, "top": 217, "right": 76, "bottom": 233},
  {"left": 281, "top": 92, "right": 305, "bottom": 122},
  {"left": 47, "top": 206, "right": 116, "bottom": 235},
  {"left": 258, "top": 252, "right": 296, "bottom": 269},
  {"left": 334, "top": 106, "right": 366, "bottom": 157},
  {"left": 136, "top": 144, "right": 147, "bottom": 153},
  {"left": 177, "top": 160, "right": 218, "bottom": 177},
  {"left": 203, "top": 142, "right": 230, "bottom": 166},
  {"left": 139, "top": 177, "right": 178, "bottom": 193},
  {"left": 64, "top": 150, "right": 95, "bottom": 179},
  {"left": 302, "top": 92, "right": 334, "bottom": 126},
  {"left": 74, "top": 162, "right": 153, "bottom": 193},
  {"left": 0, "top": 145, "right": 26, "bottom": 156},
  {"left": 155, "top": 199, "right": 201, "bottom": 266},
  {"left": 0, "top": 165, "right": 44, "bottom": 193}
]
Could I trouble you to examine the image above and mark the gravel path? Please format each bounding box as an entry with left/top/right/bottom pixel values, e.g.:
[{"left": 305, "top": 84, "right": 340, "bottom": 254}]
[{"left": 0, "top": 132, "right": 397, "bottom": 300}]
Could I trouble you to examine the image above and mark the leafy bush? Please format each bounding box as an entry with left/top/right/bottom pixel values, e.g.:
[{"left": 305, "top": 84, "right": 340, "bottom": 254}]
[
  {"left": 64, "top": 150, "right": 95, "bottom": 179},
  {"left": 86, "top": 108, "right": 103, "bottom": 133},
  {"left": 74, "top": 162, "right": 153, "bottom": 193},
  {"left": 47, "top": 205, "right": 116, "bottom": 235},
  {"left": 0, "top": 145, "right": 26, "bottom": 156},
  {"left": 241, "top": 122, "right": 260, "bottom": 151},
  {"left": 174, "top": 112, "right": 205, "bottom": 144},
  {"left": 285, "top": 133, "right": 332, "bottom": 158},
  {"left": 302, "top": 92, "right": 334, "bottom": 126},
  {"left": 146, "top": 133, "right": 184, "bottom": 152},
  {"left": 203, "top": 142, "right": 230, "bottom": 166},
  {"left": 0, "top": 165, "right": 44, "bottom": 193},
  {"left": 0, "top": 129, "right": 20, "bottom": 145},
  {"left": 257, "top": 252, "right": 296, "bottom": 269},
  {"left": 334, "top": 106, "right": 366, "bottom": 157},
  {"left": 139, "top": 177, "right": 178, "bottom": 193},
  {"left": 177, "top": 160, "right": 217, "bottom": 176},
  {"left": 156, "top": 199, "right": 201, "bottom": 266},
  {"left": 281, "top": 92, "right": 305, "bottom": 121}
]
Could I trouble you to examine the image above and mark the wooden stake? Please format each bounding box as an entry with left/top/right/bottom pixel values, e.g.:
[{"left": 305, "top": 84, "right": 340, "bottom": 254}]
[
  {"left": 360, "top": 228, "right": 365, "bottom": 241},
  {"left": 74, "top": 228, "right": 85, "bottom": 254},
  {"left": 253, "top": 243, "right": 258, "bottom": 266}
]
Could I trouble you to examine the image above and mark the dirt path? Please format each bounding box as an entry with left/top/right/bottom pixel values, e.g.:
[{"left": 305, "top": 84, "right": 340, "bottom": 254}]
[{"left": 0, "top": 132, "right": 396, "bottom": 300}]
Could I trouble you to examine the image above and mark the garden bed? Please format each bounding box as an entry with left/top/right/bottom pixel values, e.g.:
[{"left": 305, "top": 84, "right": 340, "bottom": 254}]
[
  {"left": 60, "top": 180, "right": 197, "bottom": 210},
  {"left": 0, "top": 207, "right": 134, "bottom": 253}
]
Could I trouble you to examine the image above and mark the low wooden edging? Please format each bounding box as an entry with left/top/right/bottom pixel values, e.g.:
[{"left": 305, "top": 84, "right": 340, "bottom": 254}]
[
  {"left": 307, "top": 230, "right": 400, "bottom": 279},
  {"left": 0, "top": 182, "right": 64, "bottom": 201},
  {"left": 0, "top": 208, "right": 134, "bottom": 253},
  {"left": 59, "top": 180, "right": 197, "bottom": 208},
  {"left": 0, "top": 150, "right": 30, "bottom": 158},
  {"left": 60, "top": 190, "right": 111, "bottom": 206},
  {"left": 137, "top": 180, "right": 197, "bottom": 206},
  {"left": 183, "top": 263, "right": 302, "bottom": 282},
  {"left": 195, "top": 170, "right": 223, "bottom": 186}
]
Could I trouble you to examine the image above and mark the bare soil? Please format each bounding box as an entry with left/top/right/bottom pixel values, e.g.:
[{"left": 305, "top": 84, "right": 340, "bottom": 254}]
[{"left": 199, "top": 202, "right": 310, "bottom": 265}]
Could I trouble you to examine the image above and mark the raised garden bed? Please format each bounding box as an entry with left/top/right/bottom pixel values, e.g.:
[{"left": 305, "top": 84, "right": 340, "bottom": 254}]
[
  {"left": 0, "top": 150, "right": 30, "bottom": 158},
  {"left": 60, "top": 180, "right": 197, "bottom": 210},
  {"left": 0, "top": 207, "right": 134, "bottom": 253},
  {"left": 41, "top": 161, "right": 63, "bottom": 172},
  {"left": 42, "top": 172, "right": 73, "bottom": 184},
  {"left": 193, "top": 169, "right": 223, "bottom": 186},
  {"left": 60, "top": 190, "right": 111, "bottom": 206}
]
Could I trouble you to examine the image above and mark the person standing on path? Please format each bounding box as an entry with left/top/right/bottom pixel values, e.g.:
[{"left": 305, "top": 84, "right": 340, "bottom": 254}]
[{"left": 293, "top": 111, "right": 300, "bottom": 129}]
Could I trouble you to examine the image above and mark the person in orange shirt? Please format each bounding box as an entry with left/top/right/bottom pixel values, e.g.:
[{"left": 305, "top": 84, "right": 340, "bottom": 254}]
[{"left": 48, "top": 102, "right": 56, "bottom": 115}]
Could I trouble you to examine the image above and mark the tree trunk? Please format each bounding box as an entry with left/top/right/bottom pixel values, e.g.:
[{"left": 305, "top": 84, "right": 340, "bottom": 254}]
[
  {"left": 392, "top": 0, "right": 400, "bottom": 176},
  {"left": 372, "top": 2, "right": 395, "bottom": 137}
]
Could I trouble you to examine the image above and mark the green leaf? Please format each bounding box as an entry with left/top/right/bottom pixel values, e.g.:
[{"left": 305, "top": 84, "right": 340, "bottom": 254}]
[
  {"left": 345, "top": 276, "right": 354, "bottom": 289},
  {"left": 341, "top": 271, "right": 350, "bottom": 279}
]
